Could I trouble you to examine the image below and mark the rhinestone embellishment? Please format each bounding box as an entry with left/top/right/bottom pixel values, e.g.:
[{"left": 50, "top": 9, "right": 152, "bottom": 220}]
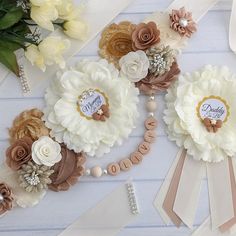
[
  {"left": 25, "top": 174, "right": 41, "bottom": 186},
  {"left": 126, "top": 183, "right": 139, "bottom": 215}
]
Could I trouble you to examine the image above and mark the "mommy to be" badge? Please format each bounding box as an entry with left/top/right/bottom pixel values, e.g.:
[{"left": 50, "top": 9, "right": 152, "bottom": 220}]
[
  {"left": 197, "top": 95, "right": 230, "bottom": 122},
  {"left": 77, "top": 89, "right": 109, "bottom": 119}
]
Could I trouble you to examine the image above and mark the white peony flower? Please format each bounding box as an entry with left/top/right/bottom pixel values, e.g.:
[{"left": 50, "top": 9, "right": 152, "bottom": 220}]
[
  {"left": 38, "top": 36, "right": 70, "bottom": 69},
  {"left": 30, "top": 4, "right": 58, "bottom": 31},
  {"left": 144, "top": 12, "right": 187, "bottom": 52},
  {"left": 164, "top": 65, "right": 236, "bottom": 162},
  {"left": 32, "top": 136, "right": 62, "bottom": 166},
  {"left": 63, "top": 20, "right": 88, "bottom": 40},
  {"left": 25, "top": 44, "right": 46, "bottom": 72},
  {"left": 119, "top": 50, "right": 149, "bottom": 82},
  {"left": 43, "top": 59, "right": 139, "bottom": 157}
]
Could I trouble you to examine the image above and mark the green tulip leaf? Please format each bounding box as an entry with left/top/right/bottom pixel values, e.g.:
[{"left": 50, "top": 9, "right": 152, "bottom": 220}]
[
  {"left": 0, "top": 46, "right": 19, "bottom": 76},
  {"left": 0, "top": 7, "right": 23, "bottom": 30}
]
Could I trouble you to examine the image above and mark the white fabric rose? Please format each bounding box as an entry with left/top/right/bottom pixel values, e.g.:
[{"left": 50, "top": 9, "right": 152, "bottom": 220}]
[
  {"left": 43, "top": 59, "right": 139, "bottom": 157},
  {"left": 63, "top": 20, "right": 88, "bottom": 40},
  {"left": 38, "top": 36, "right": 70, "bottom": 69},
  {"left": 32, "top": 136, "right": 62, "bottom": 166},
  {"left": 30, "top": 4, "right": 58, "bottom": 31},
  {"left": 164, "top": 65, "right": 236, "bottom": 162},
  {"left": 25, "top": 45, "right": 46, "bottom": 72},
  {"left": 56, "top": 0, "right": 83, "bottom": 20},
  {"left": 25, "top": 36, "right": 70, "bottom": 71},
  {"left": 119, "top": 50, "right": 149, "bottom": 82}
]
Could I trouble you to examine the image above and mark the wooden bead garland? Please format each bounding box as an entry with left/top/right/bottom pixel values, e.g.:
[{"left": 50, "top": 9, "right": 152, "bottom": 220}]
[{"left": 86, "top": 95, "right": 158, "bottom": 178}]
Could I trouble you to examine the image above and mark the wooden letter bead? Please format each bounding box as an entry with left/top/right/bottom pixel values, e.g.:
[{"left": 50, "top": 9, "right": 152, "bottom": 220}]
[
  {"left": 119, "top": 159, "right": 132, "bottom": 171},
  {"left": 130, "top": 152, "right": 143, "bottom": 164},
  {"left": 107, "top": 163, "right": 121, "bottom": 176},
  {"left": 144, "top": 130, "right": 156, "bottom": 143},
  {"left": 138, "top": 142, "right": 150, "bottom": 155},
  {"left": 145, "top": 117, "right": 157, "bottom": 130}
]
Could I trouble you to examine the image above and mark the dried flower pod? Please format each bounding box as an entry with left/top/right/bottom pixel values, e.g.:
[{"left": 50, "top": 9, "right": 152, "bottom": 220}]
[
  {"left": 18, "top": 161, "right": 54, "bottom": 193},
  {"left": 0, "top": 183, "right": 13, "bottom": 215},
  {"left": 146, "top": 45, "right": 176, "bottom": 76}
]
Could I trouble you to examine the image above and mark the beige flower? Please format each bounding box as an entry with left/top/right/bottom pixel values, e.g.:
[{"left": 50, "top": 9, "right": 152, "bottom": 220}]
[
  {"left": 170, "top": 7, "right": 197, "bottom": 38},
  {"left": 9, "top": 109, "right": 49, "bottom": 144},
  {"left": 0, "top": 183, "right": 13, "bottom": 216},
  {"left": 132, "top": 22, "right": 160, "bottom": 50},
  {"left": 49, "top": 145, "right": 85, "bottom": 192},
  {"left": 99, "top": 21, "right": 136, "bottom": 67},
  {"left": 6, "top": 137, "right": 33, "bottom": 171},
  {"left": 18, "top": 161, "right": 54, "bottom": 193}
]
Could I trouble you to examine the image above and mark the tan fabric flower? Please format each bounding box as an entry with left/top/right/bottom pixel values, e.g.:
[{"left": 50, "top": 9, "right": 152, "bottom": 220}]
[
  {"left": 99, "top": 21, "right": 136, "bottom": 66},
  {"left": 132, "top": 22, "right": 160, "bottom": 51},
  {"left": 6, "top": 137, "right": 33, "bottom": 171},
  {"left": 9, "top": 109, "right": 49, "bottom": 144},
  {"left": 136, "top": 61, "right": 180, "bottom": 94},
  {"left": 92, "top": 105, "right": 110, "bottom": 122},
  {"left": 49, "top": 145, "right": 86, "bottom": 192},
  {"left": 203, "top": 118, "right": 223, "bottom": 133},
  {"left": 170, "top": 7, "right": 197, "bottom": 38},
  {"left": 0, "top": 183, "right": 13, "bottom": 215}
]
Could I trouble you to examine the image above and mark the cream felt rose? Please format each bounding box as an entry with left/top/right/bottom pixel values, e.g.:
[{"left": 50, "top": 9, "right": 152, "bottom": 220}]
[
  {"left": 32, "top": 136, "right": 62, "bottom": 166},
  {"left": 119, "top": 50, "right": 149, "bottom": 82},
  {"left": 164, "top": 65, "right": 236, "bottom": 162}
]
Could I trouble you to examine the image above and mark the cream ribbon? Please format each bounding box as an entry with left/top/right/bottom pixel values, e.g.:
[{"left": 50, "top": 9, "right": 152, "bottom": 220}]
[{"left": 57, "top": 181, "right": 139, "bottom": 236}]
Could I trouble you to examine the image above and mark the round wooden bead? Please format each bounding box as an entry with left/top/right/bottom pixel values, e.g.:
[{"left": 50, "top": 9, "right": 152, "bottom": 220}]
[
  {"left": 144, "top": 130, "right": 156, "bottom": 143},
  {"left": 145, "top": 117, "right": 157, "bottom": 130},
  {"left": 130, "top": 152, "right": 143, "bottom": 164},
  {"left": 138, "top": 142, "right": 150, "bottom": 155},
  {"left": 91, "top": 166, "right": 103, "bottom": 178},
  {"left": 146, "top": 100, "right": 157, "bottom": 112},
  {"left": 119, "top": 159, "right": 132, "bottom": 171},
  {"left": 107, "top": 163, "right": 121, "bottom": 176}
]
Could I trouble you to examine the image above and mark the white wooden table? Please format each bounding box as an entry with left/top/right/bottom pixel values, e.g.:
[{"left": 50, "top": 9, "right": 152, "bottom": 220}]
[{"left": 0, "top": 0, "right": 235, "bottom": 235}]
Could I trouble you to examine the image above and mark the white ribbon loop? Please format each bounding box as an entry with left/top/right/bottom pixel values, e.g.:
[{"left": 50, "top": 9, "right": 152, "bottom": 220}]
[
  {"left": 173, "top": 155, "right": 205, "bottom": 229},
  {"left": 207, "top": 159, "right": 234, "bottom": 230},
  {"left": 229, "top": 0, "right": 236, "bottom": 53}
]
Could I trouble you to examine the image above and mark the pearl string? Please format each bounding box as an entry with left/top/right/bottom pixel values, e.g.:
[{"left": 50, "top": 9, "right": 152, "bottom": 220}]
[{"left": 84, "top": 94, "right": 158, "bottom": 178}]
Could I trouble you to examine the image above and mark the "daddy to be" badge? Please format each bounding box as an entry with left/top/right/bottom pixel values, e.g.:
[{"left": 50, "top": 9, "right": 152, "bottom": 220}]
[{"left": 197, "top": 95, "right": 230, "bottom": 122}]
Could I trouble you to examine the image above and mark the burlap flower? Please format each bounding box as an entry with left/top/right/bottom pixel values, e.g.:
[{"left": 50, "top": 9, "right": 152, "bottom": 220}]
[
  {"left": 132, "top": 21, "right": 160, "bottom": 51},
  {"left": 6, "top": 137, "right": 33, "bottom": 171},
  {"left": 9, "top": 109, "right": 49, "bottom": 144},
  {"left": 0, "top": 183, "right": 13, "bottom": 215},
  {"left": 136, "top": 61, "right": 180, "bottom": 94},
  {"left": 170, "top": 7, "right": 197, "bottom": 38},
  {"left": 99, "top": 21, "right": 136, "bottom": 67},
  {"left": 49, "top": 145, "right": 86, "bottom": 192}
]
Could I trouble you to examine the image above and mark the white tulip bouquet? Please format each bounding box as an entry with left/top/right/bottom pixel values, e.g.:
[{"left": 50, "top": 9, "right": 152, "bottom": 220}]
[{"left": 0, "top": 0, "right": 87, "bottom": 77}]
